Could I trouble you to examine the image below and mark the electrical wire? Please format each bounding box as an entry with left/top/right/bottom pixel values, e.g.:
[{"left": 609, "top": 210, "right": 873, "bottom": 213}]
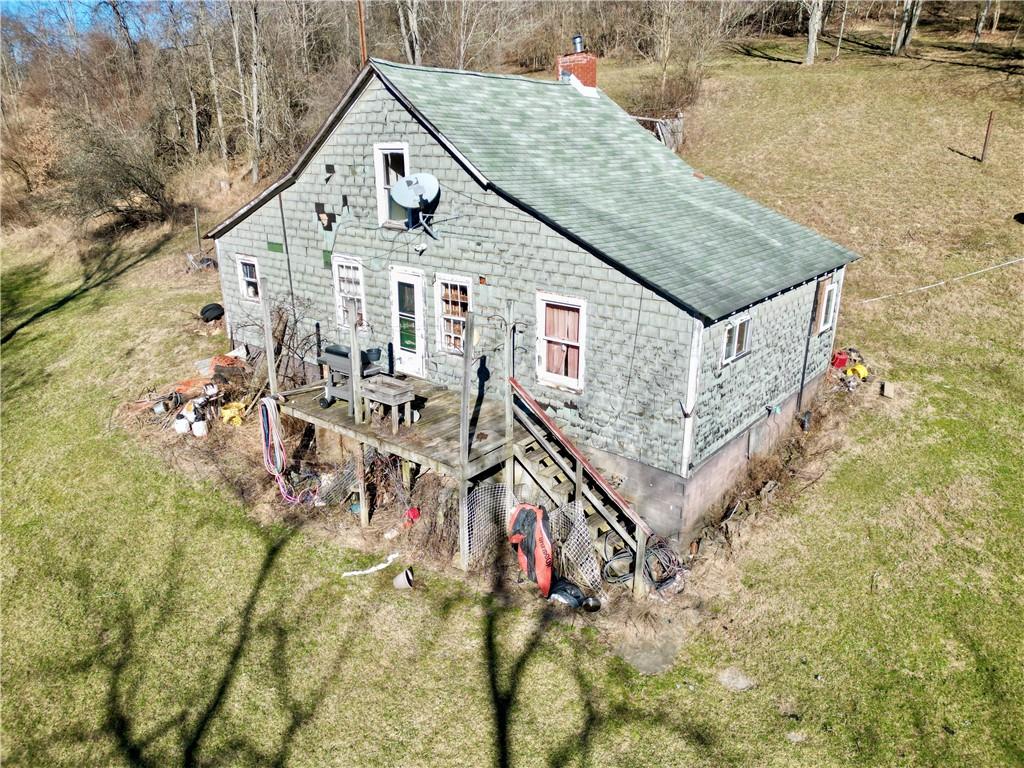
[
  {"left": 259, "top": 396, "right": 319, "bottom": 505},
  {"left": 856, "top": 256, "right": 1024, "bottom": 305},
  {"left": 600, "top": 530, "right": 686, "bottom": 591}
]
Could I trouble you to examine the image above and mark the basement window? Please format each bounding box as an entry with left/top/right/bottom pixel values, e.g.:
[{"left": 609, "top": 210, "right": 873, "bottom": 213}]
[
  {"left": 332, "top": 254, "right": 366, "bottom": 329},
  {"left": 536, "top": 292, "right": 586, "bottom": 391},
  {"left": 373, "top": 142, "right": 409, "bottom": 227},
  {"left": 436, "top": 275, "right": 471, "bottom": 355},
  {"left": 722, "top": 315, "right": 751, "bottom": 365},
  {"left": 817, "top": 277, "right": 838, "bottom": 334},
  {"left": 237, "top": 257, "right": 260, "bottom": 303}
]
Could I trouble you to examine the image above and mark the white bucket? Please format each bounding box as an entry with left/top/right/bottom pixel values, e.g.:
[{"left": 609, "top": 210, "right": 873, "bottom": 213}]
[
  {"left": 173, "top": 415, "right": 190, "bottom": 435},
  {"left": 191, "top": 420, "right": 209, "bottom": 437}
]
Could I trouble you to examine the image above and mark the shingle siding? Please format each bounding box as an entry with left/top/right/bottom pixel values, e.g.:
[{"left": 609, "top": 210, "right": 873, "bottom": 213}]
[
  {"left": 691, "top": 268, "right": 844, "bottom": 466},
  {"left": 215, "top": 76, "right": 845, "bottom": 483},
  {"left": 216, "top": 79, "right": 692, "bottom": 473}
]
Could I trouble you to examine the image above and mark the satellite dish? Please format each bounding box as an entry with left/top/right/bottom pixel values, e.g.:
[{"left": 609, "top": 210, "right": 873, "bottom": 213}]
[
  {"left": 390, "top": 173, "right": 441, "bottom": 238},
  {"left": 390, "top": 173, "right": 440, "bottom": 210}
]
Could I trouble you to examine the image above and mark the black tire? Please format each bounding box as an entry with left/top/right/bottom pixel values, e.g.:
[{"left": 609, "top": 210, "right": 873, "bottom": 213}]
[
  {"left": 319, "top": 396, "right": 334, "bottom": 409},
  {"left": 200, "top": 303, "right": 224, "bottom": 323}
]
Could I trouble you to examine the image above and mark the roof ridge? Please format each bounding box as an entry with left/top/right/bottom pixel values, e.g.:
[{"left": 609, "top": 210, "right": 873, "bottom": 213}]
[{"left": 369, "top": 58, "right": 567, "bottom": 87}]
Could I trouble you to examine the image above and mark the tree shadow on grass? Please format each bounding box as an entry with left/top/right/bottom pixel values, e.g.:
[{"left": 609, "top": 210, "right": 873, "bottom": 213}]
[
  {"left": 482, "top": 551, "right": 734, "bottom": 768},
  {"left": 7, "top": 525, "right": 358, "bottom": 768},
  {"left": 728, "top": 42, "right": 802, "bottom": 64},
  {"left": 1, "top": 232, "right": 171, "bottom": 346},
  {"left": 839, "top": 34, "right": 1024, "bottom": 76}
]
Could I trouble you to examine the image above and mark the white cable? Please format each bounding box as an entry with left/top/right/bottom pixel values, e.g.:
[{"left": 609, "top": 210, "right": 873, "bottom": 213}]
[
  {"left": 857, "top": 256, "right": 1024, "bottom": 305},
  {"left": 341, "top": 552, "right": 400, "bottom": 577}
]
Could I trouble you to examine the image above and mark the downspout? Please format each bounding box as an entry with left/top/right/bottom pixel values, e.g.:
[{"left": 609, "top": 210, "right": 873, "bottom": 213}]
[
  {"left": 796, "top": 275, "right": 824, "bottom": 413},
  {"left": 680, "top": 315, "right": 705, "bottom": 479}
]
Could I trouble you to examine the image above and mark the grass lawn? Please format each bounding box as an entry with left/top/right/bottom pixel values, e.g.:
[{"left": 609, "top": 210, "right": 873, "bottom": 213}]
[{"left": 3, "top": 32, "right": 1023, "bottom": 767}]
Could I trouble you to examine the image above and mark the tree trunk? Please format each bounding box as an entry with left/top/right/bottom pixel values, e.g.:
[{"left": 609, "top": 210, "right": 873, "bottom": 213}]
[
  {"left": 229, "top": 3, "right": 251, "bottom": 147},
  {"left": 893, "top": 0, "right": 921, "bottom": 54},
  {"left": 200, "top": 1, "right": 228, "bottom": 161},
  {"left": 249, "top": 0, "right": 261, "bottom": 183},
  {"left": 991, "top": 0, "right": 1001, "bottom": 32},
  {"left": 805, "top": 0, "right": 823, "bottom": 65},
  {"left": 832, "top": 0, "right": 849, "bottom": 59},
  {"left": 974, "top": 0, "right": 992, "bottom": 48},
  {"left": 104, "top": 0, "right": 142, "bottom": 87},
  {"left": 397, "top": 0, "right": 423, "bottom": 65}
]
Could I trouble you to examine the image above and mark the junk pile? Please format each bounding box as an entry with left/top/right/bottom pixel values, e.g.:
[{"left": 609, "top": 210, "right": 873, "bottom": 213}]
[
  {"left": 831, "top": 347, "right": 871, "bottom": 391},
  {"left": 127, "top": 348, "right": 252, "bottom": 439}
]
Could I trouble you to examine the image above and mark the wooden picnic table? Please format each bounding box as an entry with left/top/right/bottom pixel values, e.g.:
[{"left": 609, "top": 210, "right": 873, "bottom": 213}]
[{"left": 360, "top": 375, "right": 415, "bottom": 435}]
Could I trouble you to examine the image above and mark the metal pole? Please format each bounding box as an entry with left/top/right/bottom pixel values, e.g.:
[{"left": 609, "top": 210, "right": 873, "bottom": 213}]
[
  {"left": 981, "top": 110, "right": 995, "bottom": 163},
  {"left": 259, "top": 278, "right": 278, "bottom": 396}
]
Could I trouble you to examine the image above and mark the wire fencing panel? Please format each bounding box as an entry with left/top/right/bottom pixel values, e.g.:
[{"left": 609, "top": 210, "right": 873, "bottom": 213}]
[{"left": 464, "top": 484, "right": 604, "bottom": 595}]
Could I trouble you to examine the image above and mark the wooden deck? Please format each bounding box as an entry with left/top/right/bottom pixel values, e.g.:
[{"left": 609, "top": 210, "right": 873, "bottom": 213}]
[{"left": 279, "top": 376, "right": 527, "bottom": 480}]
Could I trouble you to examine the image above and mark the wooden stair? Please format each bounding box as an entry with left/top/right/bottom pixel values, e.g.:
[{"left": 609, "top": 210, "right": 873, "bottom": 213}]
[{"left": 509, "top": 378, "right": 657, "bottom": 595}]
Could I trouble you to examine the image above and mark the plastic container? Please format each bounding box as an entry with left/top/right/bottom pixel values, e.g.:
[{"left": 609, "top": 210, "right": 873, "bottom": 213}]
[
  {"left": 173, "top": 415, "right": 190, "bottom": 434},
  {"left": 832, "top": 350, "right": 849, "bottom": 369},
  {"left": 191, "top": 420, "right": 209, "bottom": 437}
]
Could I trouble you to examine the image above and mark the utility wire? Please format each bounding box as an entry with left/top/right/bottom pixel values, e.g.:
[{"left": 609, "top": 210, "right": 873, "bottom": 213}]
[{"left": 856, "top": 256, "right": 1024, "bottom": 305}]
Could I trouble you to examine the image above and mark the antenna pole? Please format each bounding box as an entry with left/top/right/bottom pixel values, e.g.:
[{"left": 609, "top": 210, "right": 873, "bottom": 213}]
[{"left": 356, "top": 0, "right": 368, "bottom": 65}]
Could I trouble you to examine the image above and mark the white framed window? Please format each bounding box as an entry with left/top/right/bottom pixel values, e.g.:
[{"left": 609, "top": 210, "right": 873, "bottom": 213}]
[
  {"left": 818, "top": 279, "right": 838, "bottom": 333},
  {"left": 373, "top": 142, "right": 409, "bottom": 227},
  {"left": 536, "top": 292, "right": 586, "bottom": 391},
  {"left": 722, "top": 315, "right": 752, "bottom": 365},
  {"left": 236, "top": 256, "right": 260, "bottom": 303},
  {"left": 435, "top": 274, "right": 471, "bottom": 355},
  {"left": 332, "top": 254, "right": 366, "bottom": 329}
]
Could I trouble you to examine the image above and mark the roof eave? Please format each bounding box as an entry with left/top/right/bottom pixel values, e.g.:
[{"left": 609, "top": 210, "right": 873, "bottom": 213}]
[{"left": 204, "top": 63, "right": 377, "bottom": 240}]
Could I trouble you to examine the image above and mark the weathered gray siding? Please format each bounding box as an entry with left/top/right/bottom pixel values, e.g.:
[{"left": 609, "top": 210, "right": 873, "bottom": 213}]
[
  {"left": 215, "top": 77, "right": 692, "bottom": 474},
  {"left": 690, "top": 267, "right": 844, "bottom": 466}
]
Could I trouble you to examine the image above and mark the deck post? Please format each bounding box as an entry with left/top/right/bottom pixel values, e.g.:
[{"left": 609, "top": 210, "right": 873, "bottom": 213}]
[
  {"left": 503, "top": 300, "right": 515, "bottom": 488},
  {"left": 458, "top": 312, "right": 475, "bottom": 570},
  {"left": 458, "top": 479, "right": 470, "bottom": 571},
  {"left": 355, "top": 443, "right": 369, "bottom": 527},
  {"left": 632, "top": 531, "right": 648, "bottom": 597},
  {"left": 259, "top": 278, "right": 278, "bottom": 396},
  {"left": 347, "top": 298, "right": 363, "bottom": 424}
]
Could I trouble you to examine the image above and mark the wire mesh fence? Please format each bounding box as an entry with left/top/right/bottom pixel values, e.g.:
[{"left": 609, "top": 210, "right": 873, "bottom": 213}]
[{"left": 465, "top": 484, "right": 604, "bottom": 594}]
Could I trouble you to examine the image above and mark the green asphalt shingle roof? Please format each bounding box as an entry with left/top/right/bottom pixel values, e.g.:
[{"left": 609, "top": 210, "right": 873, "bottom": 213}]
[{"left": 372, "top": 59, "right": 858, "bottom": 322}]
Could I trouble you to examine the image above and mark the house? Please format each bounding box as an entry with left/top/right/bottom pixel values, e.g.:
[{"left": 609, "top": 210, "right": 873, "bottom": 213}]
[{"left": 205, "top": 53, "right": 857, "bottom": 560}]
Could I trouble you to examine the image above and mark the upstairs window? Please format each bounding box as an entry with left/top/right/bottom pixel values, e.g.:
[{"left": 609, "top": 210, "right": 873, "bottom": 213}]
[
  {"left": 722, "top": 315, "right": 751, "bottom": 365},
  {"left": 537, "top": 293, "right": 586, "bottom": 390},
  {"left": 332, "top": 255, "right": 366, "bottom": 328},
  {"left": 816, "top": 277, "right": 838, "bottom": 333},
  {"left": 436, "top": 275, "right": 471, "bottom": 354},
  {"left": 237, "top": 257, "right": 260, "bottom": 303},
  {"left": 374, "top": 142, "right": 409, "bottom": 227}
]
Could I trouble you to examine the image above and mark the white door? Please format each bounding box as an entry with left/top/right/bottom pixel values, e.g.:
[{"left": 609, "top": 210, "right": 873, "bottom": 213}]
[{"left": 390, "top": 267, "right": 426, "bottom": 377}]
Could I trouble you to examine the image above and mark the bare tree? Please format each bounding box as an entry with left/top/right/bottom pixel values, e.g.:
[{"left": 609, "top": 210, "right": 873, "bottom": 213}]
[
  {"left": 804, "top": 0, "right": 823, "bottom": 65},
  {"left": 832, "top": 0, "right": 849, "bottom": 60},
  {"left": 199, "top": 1, "right": 229, "bottom": 161},
  {"left": 396, "top": 0, "right": 425, "bottom": 65},
  {"left": 892, "top": 0, "right": 923, "bottom": 55},
  {"left": 974, "top": 0, "right": 994, "bottom": 47}
]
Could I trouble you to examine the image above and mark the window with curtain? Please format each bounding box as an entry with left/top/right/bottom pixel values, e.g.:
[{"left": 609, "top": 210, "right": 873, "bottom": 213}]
[{"left": 537, "top": 294, "right": 585, "bottom": 389}]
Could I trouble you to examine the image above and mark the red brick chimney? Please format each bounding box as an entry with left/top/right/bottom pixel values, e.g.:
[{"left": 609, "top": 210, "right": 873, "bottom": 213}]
[{"left": 555, "top": 35, "right": 597, "bottom": 88}]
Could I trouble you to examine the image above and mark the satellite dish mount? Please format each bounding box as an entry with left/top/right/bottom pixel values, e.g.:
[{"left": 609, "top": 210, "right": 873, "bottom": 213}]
[{"left": 389, "top": 173, "right": 441, "bottom": 239}]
